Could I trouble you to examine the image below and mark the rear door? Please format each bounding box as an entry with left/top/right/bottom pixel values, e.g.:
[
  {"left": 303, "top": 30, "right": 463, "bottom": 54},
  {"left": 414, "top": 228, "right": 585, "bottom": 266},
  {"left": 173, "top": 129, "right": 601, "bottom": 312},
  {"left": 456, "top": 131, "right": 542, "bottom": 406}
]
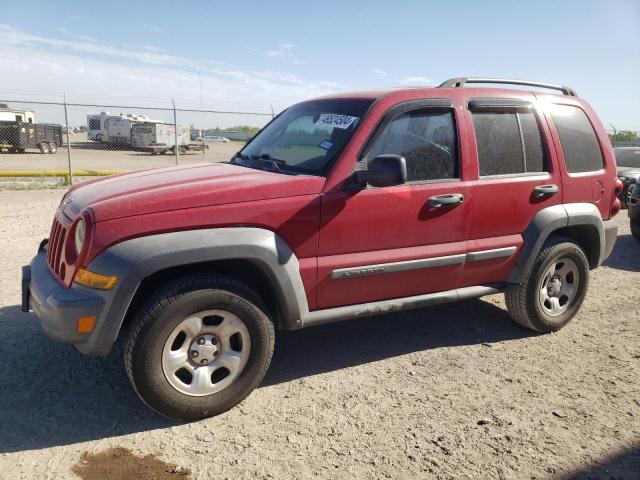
[
  {"left": 538, "top": 98, "right": 615, "bottom": 220},
  {"left": 317, "top": 99, "right": 472, "bottom": 309},
  {"left": 460, "top": 93, "right": 563, "bottom": 287}
]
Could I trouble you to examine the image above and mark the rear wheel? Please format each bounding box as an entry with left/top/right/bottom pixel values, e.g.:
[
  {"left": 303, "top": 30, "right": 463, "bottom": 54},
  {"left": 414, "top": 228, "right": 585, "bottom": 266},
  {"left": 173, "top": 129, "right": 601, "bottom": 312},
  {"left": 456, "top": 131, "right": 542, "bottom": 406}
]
[
  {"left": 506, "top": 238, "right": 589, "bottom": 332},
  {"left": 49, "top": 142, "right": 58, "bottom": 153},
  {"left": 38, "top": 143, "right": 50, "bottom": 154},
  {"left": 124, "top": 274, "right": 275, "bottom": 420}
]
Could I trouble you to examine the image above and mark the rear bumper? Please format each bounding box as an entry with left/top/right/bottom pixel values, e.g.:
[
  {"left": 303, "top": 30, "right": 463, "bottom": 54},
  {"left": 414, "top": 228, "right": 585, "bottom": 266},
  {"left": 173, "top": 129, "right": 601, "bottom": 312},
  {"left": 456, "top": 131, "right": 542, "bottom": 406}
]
[
  {"left": 602, "top": 219, "right": 618, "bottom": 262},
  {"left": 24, "top": 252, "right": 105, "bottom": 345}
]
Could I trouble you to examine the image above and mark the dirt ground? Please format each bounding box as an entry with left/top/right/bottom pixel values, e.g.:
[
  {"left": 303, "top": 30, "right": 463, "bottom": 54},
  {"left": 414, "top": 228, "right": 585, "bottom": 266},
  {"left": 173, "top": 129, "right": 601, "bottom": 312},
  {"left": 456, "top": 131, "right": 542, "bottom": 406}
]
[
  {"left": 0, "top": 133, "right": 240, "bottom": 171},
  {"left": 0, "top": 188, "right": 638, "bottom": 480}
]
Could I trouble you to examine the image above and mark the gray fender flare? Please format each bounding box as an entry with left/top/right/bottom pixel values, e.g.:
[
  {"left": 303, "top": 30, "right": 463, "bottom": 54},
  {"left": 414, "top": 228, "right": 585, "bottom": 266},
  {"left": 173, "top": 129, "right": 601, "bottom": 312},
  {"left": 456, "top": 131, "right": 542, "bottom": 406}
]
[
  {"left": 80, "top": 228, "right": 309, "bottom": 355},
  {"left": 507, "top": 203, "right": 605, "bottom": 284}
]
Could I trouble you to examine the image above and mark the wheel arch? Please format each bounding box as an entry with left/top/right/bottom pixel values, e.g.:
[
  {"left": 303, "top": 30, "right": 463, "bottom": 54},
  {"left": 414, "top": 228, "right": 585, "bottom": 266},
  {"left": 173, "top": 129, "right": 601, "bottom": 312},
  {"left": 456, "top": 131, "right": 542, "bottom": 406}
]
[
  {"left": 507, "top": 203, "right": 605, "bottom": 284},
  {"left": 122, "top": 258, "right": 286, "bottom": 335},
  {"left": 79, "top": 227, "right": 309, "bottom": 356}
]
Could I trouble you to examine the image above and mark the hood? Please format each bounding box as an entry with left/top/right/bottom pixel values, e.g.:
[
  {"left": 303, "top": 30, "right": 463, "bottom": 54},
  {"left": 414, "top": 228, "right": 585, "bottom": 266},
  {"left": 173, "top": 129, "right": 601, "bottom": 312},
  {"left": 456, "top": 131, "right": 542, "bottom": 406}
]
[{"left": 63, "top": 163, "right": 325, "bottom": 221}]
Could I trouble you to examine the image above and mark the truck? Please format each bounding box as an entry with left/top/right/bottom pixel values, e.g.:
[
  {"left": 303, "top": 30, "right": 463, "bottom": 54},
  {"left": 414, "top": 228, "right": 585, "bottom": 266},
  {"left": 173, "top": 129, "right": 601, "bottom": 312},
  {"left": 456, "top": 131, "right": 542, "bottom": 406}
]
[
  {"left": 23, "top": 77, "right": 621, "bottom": 420},
  {"left": 0, "top": 104, "right": 62, "bottom": 154}
]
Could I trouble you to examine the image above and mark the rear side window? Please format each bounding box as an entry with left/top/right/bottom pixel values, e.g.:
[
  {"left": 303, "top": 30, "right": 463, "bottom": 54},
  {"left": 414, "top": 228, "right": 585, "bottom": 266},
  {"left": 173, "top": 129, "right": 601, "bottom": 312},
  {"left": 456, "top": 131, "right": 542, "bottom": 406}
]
[
  {"left": 363, "top": 110, "right": 458, "bottom": 182},
  {"left": 549, "top": 105, "right": 604, "bottom": 173},
  {"left": 472, "top": 110, "right": 547, "bottom": 176}
]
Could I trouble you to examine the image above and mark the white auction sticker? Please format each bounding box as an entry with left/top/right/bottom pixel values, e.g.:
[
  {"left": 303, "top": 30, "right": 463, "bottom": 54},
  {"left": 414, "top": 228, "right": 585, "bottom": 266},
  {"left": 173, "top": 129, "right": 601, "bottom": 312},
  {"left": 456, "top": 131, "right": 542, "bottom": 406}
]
[{"left": 315, "top": 114, "right": 358, "bottom": 130}]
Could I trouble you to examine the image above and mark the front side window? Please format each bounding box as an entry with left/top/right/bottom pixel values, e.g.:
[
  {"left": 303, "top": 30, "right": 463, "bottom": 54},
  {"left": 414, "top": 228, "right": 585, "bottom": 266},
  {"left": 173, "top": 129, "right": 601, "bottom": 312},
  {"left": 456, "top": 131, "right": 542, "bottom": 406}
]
[
  {"left": 238, "top": 99, "right": 372, "bottom": 175},
  {"left": 472, "top": 110, "right": 548, "bottom": 176},
  {"left": 89, "top": 118, "right": 101, "bottom": 130},
  {"left": 548, "top": 104, "right": 604, "bottom": 173},
  {"left": 362, "top": 109, "right": 458, "bottom": 181}
]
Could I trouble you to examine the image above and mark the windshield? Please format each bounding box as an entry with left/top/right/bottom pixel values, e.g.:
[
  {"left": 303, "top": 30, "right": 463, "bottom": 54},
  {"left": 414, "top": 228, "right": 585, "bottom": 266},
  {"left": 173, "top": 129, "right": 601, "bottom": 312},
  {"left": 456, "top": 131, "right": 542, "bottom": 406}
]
[{"left": 236, "top": 99, "right": 373, "bottom": 175}]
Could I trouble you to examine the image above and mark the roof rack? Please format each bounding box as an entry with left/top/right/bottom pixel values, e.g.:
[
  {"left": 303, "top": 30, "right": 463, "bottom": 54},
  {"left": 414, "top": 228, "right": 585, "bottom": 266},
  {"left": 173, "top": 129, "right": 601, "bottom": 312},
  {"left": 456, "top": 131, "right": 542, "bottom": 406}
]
[{"left": 438, "top": 77, "right": 577, "bottom": 97}]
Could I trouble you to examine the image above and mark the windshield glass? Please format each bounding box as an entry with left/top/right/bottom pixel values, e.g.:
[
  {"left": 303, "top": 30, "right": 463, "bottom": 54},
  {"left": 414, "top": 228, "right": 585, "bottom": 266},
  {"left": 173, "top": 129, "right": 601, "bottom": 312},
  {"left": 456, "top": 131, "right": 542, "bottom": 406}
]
[{"left": 237, "top": 99, "right": 373, "bottom": 175}]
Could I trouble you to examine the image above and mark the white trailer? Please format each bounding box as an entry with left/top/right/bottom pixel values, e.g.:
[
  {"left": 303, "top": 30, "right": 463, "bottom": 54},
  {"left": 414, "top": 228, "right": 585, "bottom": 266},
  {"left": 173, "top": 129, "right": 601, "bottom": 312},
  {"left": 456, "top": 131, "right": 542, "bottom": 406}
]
[
  {"left": 105, "top": 117, "right": 135, "bottom": 144},
  {"left": 87, "top": 112, "right": 160, "bottom": 143},
  {"left": 0, "top": 104, "right": 35, "bottom": 124},
  {"left": 131, "top": 122, "right": 207, "bottom": 155}
]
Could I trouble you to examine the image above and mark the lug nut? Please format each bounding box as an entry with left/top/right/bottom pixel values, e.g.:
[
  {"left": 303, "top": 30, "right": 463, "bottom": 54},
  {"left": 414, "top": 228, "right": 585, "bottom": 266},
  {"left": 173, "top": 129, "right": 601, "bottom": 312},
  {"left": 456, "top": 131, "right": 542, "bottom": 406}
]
[
  {"left": 197, "top": 337, "right": 205, "bottom": 345},
  {"left": 211, "top": 337, "right": 218, "bottom": 345},
  {"left": 191, "top": 350, "right": 199, "bottom": 357},
  {"left": 200, "top": 359, "right": 208, "bottom": 364}
]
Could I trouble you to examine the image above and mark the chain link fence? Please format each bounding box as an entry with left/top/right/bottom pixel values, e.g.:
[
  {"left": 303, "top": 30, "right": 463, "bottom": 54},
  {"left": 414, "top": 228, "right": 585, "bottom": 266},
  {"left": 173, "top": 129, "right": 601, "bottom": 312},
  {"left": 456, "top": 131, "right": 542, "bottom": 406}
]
[
  {"left": 0, "top": 98, "right": 275, "bottom": 184},
  {"left": 608, "top": 129, "right": 640, "bottom": 148},
  {"left": 1, "top": 97, "right": 638, "bottom": 186}
]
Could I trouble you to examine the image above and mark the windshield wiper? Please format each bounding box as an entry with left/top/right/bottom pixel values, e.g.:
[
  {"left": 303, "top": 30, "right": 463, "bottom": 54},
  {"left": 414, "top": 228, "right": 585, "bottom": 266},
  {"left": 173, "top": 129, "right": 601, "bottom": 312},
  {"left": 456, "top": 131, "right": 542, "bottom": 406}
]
[
  {"left": 250, "top": 153, "right": 288, "bottom": 173},
  {"left": 231, "top": 152, "right": 249, "bottom": 163},
  {"left": 231, "top": 152, "right": 292, "bottom": 174}
]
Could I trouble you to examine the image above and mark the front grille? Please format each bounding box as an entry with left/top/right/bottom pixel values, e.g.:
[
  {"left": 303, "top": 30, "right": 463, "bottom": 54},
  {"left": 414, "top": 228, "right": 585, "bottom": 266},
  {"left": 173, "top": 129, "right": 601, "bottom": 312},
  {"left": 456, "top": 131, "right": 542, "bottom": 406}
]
[{"left": 47, "top": 216, "right": 67, "bottom": 276}]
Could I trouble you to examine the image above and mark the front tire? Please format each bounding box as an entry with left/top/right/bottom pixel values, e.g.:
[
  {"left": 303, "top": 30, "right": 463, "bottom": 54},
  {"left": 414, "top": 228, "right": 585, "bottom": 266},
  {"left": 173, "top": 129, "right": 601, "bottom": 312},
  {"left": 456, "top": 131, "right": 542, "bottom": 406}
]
[
  {"left": 124, "top": 274, "right": 275, "bottom": 420},
  {"left": 506, "top": 238, "right": 590, "bottom": 332},
  {"left": 38, "top": 142, "right": 50, "bottom": 154}
]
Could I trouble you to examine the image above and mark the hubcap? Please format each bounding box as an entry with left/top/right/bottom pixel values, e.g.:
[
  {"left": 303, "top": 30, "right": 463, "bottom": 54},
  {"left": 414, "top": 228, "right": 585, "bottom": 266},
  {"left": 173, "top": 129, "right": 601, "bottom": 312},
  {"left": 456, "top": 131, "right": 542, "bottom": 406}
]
[
  {"left": 162, "top": 310, "right": 251, "bottom": 396},
  {"left": 538, "top": 258, "right": 579, "bottom": 317},
  {"left": 189, "top": 334, "right": 220, "bottom": 365}
]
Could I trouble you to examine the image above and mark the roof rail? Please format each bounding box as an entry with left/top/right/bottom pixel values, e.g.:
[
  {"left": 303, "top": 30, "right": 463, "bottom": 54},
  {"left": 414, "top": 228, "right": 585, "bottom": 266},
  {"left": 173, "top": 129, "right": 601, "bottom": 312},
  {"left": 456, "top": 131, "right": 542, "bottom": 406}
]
[{"left": 438, "top": 77, "right": 577, "bottom": 97}]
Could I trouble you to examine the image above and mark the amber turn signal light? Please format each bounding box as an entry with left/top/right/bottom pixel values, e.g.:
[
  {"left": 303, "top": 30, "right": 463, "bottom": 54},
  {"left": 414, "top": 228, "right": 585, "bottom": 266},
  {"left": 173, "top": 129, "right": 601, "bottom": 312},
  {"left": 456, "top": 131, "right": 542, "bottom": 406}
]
[
  {"left": 74, "top": 268, "right": 117, "bottom": 290},
  {"left": 76, "top": 316, "right": 97, "bottom": 334}
]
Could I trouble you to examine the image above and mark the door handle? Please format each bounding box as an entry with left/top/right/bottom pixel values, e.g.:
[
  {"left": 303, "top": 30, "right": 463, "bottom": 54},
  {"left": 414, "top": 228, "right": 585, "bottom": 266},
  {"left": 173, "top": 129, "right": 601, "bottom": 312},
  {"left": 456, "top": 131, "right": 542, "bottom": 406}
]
[
  {"left": 533, "top": 184, "right": 559, "bottom": 197},
  {"left": 427, "top": 193, "right": 464, "bottom": 208}
]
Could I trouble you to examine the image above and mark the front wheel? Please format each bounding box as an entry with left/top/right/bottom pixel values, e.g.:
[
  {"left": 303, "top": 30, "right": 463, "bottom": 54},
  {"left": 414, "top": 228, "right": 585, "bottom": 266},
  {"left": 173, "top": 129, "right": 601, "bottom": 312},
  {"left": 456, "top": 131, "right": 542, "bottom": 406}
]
[
  {"left": 124, "top": 274, "right": 275, "bottom": 420},
  {"left": 506, "top": 239, "right": 590, "bottom": 332},
  {"left": 38, "top": 142, "right": 50, "bottom": 154}
]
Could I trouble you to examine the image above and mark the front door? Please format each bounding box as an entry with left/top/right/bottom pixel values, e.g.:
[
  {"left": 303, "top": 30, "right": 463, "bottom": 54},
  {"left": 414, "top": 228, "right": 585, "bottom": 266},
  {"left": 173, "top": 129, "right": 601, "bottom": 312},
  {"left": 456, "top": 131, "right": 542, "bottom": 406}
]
[{"left": 316, "top": 100, "right": 471, "bottom": 309}]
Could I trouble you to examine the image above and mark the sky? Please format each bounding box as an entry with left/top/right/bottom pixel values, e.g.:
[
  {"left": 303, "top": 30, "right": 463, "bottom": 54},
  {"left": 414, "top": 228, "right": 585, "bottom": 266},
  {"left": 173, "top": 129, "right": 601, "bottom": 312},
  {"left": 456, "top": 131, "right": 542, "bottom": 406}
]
[{"left": 0, "top": 0, "right": 638, "bottom": 129}]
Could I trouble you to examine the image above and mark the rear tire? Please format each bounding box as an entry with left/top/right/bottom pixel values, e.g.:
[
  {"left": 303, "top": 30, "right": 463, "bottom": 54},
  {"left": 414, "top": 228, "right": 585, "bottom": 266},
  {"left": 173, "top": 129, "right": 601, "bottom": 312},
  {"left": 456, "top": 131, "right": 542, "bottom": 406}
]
[
  {"left": 38, "top": 143, "right": 50, "bottom": 154},
  {"left": 124, "top": 274, "right": 275, "bottom": 420},
  {"left": 631, "top": 219, "right": 640, "bottom": 241},
  {"left": 506, "top": 238, "right": 589, "bottom": 333},
  {"left": 49, "top": 142, "right": 58, "bottom": 153}
]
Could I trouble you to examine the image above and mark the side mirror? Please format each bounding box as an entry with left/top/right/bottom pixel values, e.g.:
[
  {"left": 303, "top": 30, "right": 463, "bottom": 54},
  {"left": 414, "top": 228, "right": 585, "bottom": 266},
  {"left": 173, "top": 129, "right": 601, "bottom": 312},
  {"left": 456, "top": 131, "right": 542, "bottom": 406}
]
[{"left": 354, "top": 154, "right": 407, "bottom": 188}]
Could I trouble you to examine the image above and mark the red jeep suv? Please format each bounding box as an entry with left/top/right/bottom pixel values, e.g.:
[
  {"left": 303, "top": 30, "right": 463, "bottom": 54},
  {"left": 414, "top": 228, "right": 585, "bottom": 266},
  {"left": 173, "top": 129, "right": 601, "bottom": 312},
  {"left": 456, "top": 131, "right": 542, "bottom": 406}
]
[{"left": 22, "top": 78, "right": 621, "bottom": 419}]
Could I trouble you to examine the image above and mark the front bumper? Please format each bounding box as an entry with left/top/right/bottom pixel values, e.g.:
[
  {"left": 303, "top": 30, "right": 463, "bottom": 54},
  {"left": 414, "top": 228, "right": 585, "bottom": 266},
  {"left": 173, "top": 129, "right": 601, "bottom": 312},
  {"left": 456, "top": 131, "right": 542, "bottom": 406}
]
[{"left": 23, "top": 251, "right": 105, "bottom": 345}]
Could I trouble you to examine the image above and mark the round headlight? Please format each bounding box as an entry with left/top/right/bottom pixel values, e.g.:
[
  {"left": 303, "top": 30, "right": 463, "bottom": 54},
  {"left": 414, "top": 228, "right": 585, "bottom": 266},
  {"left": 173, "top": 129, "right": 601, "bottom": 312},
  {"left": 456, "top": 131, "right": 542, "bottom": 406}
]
[{"left": 74, "top": 218, "right": 86, "bottom": 255}]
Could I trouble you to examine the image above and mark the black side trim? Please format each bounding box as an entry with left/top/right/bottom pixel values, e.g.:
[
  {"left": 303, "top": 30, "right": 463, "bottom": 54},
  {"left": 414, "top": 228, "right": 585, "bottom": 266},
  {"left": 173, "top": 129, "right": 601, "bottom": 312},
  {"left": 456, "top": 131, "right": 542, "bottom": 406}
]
[{"left": 468, "top": 98, "right": 534, "bottom": 110}]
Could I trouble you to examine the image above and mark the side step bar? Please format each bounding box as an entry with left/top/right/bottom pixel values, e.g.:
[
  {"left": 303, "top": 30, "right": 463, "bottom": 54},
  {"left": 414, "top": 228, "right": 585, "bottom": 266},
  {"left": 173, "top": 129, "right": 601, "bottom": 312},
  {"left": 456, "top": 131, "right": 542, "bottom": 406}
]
[{"left": 300, "top": 284, "right": 504, "bottom": 328}]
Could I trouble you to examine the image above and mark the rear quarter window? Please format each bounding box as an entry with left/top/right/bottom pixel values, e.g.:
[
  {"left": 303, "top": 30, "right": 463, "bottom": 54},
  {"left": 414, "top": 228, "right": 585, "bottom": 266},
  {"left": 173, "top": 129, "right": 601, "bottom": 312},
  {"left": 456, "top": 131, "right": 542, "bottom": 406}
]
[{"left": 549, "top": 105, "right": 604, "bottom": 173}]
